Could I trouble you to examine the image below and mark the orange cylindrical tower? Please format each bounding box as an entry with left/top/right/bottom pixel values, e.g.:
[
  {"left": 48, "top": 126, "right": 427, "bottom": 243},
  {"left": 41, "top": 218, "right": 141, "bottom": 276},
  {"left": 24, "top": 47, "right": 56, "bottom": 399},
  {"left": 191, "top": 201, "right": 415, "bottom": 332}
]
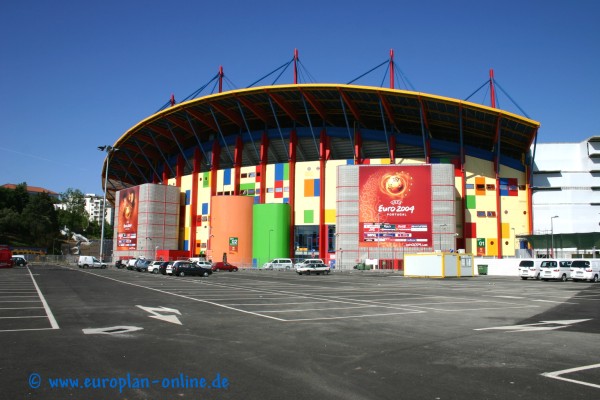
[{"left": 209, "top": 196, "right": 254, "bottom": 267}]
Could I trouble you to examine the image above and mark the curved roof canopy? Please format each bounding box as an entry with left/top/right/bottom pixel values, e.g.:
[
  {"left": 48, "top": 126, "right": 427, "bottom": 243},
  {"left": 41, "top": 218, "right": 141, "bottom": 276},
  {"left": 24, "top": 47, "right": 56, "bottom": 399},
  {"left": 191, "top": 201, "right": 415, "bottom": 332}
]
[{"left": 103, "top": 84, "right": 540, "bottom": 202}]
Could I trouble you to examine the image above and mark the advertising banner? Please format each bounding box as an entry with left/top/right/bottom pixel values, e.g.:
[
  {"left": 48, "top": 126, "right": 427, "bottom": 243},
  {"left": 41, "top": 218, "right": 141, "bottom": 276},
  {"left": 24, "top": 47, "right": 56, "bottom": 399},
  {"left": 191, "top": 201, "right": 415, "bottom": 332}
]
[
  {"left": 117, "top": 186, "right": 140, "bottom": 250},
  {"left": 358, "top": 165, "right": 432, "bottom": 248}
]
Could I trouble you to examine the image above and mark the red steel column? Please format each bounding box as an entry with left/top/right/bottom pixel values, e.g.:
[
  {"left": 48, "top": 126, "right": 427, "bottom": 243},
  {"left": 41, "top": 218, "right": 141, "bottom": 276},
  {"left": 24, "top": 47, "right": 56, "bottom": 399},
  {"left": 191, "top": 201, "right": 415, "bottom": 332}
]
[
  {"left": 234, "top": 136, "right": 243, "bottom": 196},
  {"left": 259, "top": 132, "right": 269, "bottom": 204},
  {"left": 319, "top": 129, "right": 329, "bottom": 258},
  {"left": 288, "top": 130, "right": 297, "bottom": 258},
  {"left": 189, "top": 148, "right": 201, "bottom": 257}
]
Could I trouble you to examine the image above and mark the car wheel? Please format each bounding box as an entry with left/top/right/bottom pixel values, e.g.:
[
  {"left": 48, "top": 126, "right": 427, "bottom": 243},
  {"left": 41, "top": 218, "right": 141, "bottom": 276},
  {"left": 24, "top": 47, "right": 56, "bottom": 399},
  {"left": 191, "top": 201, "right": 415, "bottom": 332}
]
[
  {"left": 215, "top": 268, "right": 220, "bottom": 272},
  {"left": 179, "top": 271, "right": 185, "bottom": 277},
  {"left": 297, "top": 272, "right": 302, "bottom": 275},
  {"left": 536, "top": 274, "right": 540, "bottom": 280},
  {"left": 593, "top": 275, "right": 598, "bottom": 283},
  {"left": 561, "top": 274, "right": 567, "bottom": 282},
  {"left": 233, "top": 268, "right": 238, "bottom": 272},
  {"left": 573, "top": 279, "right": 579, "bottom": 282},
  {"left": 202, "top": 271, "right": 209, "bottom": 277}
]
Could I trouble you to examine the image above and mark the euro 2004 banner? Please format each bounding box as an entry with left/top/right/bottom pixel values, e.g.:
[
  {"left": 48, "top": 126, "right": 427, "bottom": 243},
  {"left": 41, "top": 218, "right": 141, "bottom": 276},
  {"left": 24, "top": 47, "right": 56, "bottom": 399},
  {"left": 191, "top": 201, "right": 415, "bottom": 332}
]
[{"left": 358, "top": 165, "right": 432, "bottom": 248}]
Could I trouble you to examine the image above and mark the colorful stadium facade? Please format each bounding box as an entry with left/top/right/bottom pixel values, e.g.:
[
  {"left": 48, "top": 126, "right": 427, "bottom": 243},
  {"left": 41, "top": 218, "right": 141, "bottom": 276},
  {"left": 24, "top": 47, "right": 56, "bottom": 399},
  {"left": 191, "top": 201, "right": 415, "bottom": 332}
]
[{"left": 106, "top": 68, "right": 540, "bottom": 269}]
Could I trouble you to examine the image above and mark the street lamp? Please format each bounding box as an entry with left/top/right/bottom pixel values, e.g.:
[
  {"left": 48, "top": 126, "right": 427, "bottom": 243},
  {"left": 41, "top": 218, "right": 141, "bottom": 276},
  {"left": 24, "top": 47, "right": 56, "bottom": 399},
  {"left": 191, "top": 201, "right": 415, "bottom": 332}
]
[
  {"left": 550, "top": 215, "right": 559, "bottom": 258},
  {"left": 338, "top": 247, "right": 343, "bottom": 270},
  {"left": 98, "top": 145, "right": 118, "bottom": 262},
  {"left": 511, "top": 227, "right": 516, "bottom": 257}
]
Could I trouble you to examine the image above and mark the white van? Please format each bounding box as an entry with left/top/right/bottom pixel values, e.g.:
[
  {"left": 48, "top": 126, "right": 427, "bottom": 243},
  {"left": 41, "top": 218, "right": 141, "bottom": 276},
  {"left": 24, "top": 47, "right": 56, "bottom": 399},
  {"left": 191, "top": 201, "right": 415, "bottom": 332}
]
[
  {"left": 78, "top": 255, "right": 107, "bottom": 269},
  {"left": 539, "top": 259, "right": 572, "bottom": 281},
  {"left": 518, "top": 259, "right": 542, "bottom": 280},
  {"left": 263, "top": 258, "right": 293, "bottom": 270},
  {"left": 570, "top": 259, "right": 600, "bottom": 282}
]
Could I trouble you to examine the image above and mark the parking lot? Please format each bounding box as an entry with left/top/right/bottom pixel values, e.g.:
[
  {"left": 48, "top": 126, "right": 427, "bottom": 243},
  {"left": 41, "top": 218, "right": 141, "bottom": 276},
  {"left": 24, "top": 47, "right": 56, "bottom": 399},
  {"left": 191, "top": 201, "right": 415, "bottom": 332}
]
[{"left": 1, "top": 264, "right": 599, "bottom": 399}]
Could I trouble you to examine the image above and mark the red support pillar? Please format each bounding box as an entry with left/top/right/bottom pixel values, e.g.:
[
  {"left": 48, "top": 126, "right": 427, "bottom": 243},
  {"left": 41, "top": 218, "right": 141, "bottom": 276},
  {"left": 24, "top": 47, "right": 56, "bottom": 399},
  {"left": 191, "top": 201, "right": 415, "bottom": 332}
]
[
  {"left": 318, "top": 129, "right": 329, "bottom": 259},
  {"left": 190, "top": 148, "right": 202, "bottom": 257},
  {"left": 233, "top": 136, "right": 243, "bottom": 196},
  {"left": 389, "top": 49, "right": 395, "bottom": 89},
  {"left": 218, "top": 66, "right": 224, "bottom": 94},
  {"left": 259, "top": 132, "right": 269, "bottom": 204},
  {"left": 354, "top": 129, "right": 363, "bottom": 165},
  {"left": 288, "top": 130, "right": 297, "bottom": 258},
  {"left": 208, "top": 140, "right": 220, "bottom": 260},
  {"left": 162, "top": 165, "right": 169, "bottom": 184},
  {"left": 489, "top": 69, "right": 496, "bottom": 109},
  {"left": 389, "top": 134, "right": 396, "bottom": 163},
  {"left": 293, "top": 49, "right": 298, "bottom": 85}
]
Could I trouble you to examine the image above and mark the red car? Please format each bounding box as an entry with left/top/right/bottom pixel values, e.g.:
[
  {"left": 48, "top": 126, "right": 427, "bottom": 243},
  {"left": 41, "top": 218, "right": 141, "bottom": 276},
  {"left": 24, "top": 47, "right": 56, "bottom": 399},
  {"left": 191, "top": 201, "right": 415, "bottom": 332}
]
[{"left": 212, "top": 262, "right": 238, "bottom": 272}]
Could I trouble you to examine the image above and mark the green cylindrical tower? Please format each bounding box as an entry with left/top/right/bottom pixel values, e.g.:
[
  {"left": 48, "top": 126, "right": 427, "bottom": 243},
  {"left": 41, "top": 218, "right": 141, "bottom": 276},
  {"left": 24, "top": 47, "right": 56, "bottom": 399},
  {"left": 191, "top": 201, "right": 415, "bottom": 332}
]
[{"left": 252, "top": 204, "right": 290, "bottom": 268}]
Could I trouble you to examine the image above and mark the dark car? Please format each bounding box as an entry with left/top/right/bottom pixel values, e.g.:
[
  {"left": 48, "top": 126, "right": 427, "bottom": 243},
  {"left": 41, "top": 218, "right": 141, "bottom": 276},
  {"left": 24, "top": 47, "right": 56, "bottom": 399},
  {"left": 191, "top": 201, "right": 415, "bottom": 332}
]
[
  {"left": 11, "top": 256, "right": 28, "bottom": 267},
  {"left": 135, "top": 259, "right": 152, "bottom": 272},
  {"left": 159, "top": 261, "right": 172, "bottom": 275},
  {"left": 212, "top": 262, "right": 238, "bottom": 272},
  {"left": 172, "top": 261, "right": 212, "bottom": 277},
  {"left": 115, "top": 257, "right": 133, "bottom": 269}
]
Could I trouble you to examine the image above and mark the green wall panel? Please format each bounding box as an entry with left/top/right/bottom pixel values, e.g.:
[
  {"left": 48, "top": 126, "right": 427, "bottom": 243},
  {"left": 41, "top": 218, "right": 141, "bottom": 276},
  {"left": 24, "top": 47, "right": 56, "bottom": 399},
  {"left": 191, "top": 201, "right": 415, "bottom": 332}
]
[{"left": 252, "top": 204, "right": 291, "bottom": 268}]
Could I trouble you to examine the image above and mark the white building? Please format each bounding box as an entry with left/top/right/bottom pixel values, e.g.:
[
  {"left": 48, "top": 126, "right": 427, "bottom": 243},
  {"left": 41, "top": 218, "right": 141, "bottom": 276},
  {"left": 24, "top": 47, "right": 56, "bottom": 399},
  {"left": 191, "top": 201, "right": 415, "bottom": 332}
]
[
  {"left": 532, "top": 136, "right": 600, "bottom": 234},
  {"left": 84, "top": 193, "right": 113, "bottom": 225}
]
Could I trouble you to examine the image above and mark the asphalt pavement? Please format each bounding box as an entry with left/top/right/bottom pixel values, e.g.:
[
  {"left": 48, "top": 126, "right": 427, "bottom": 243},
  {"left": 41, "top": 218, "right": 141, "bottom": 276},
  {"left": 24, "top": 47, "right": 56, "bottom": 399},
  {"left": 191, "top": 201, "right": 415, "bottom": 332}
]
[{"left": 1, "top": 264, "right": 599, "bottom": 399}]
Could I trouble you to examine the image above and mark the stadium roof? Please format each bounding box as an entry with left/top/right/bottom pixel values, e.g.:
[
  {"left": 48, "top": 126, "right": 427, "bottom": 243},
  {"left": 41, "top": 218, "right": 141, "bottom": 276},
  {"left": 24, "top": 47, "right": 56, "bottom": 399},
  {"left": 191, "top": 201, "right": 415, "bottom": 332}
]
[{"left": 103, "top": 83, "right": 540, "bottom": 202}]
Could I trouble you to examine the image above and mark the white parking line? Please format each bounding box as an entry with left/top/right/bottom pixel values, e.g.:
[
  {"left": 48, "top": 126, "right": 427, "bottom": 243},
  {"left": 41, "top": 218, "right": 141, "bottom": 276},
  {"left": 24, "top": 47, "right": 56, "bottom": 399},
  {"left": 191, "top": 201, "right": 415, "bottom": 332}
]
[
  {"left": 542, "top": 363, "right": 600, "bottom": 389},
  {"left": 27, "top": 267, "right": 59, "bottom": 329}
]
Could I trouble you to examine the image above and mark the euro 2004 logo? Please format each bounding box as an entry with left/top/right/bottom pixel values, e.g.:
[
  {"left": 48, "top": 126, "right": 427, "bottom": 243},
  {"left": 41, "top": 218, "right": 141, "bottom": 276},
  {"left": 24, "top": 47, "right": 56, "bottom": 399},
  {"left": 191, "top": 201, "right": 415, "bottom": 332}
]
[{"left": 379, "top": 171, "right": 413, "bottom": 200}]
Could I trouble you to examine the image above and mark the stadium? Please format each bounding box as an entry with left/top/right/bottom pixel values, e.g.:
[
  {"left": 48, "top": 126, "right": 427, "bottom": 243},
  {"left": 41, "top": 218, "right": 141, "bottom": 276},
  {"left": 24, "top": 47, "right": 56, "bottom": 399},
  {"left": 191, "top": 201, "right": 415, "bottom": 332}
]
[{"left": 104, "top": 51, "right": 540, "bottom": 269}]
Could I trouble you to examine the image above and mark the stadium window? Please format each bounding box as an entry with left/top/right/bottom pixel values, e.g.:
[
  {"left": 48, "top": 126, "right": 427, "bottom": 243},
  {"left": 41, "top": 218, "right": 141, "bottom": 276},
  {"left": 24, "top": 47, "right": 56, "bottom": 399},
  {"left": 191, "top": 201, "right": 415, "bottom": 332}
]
[
  {"left": 466, "top": 184, "right": 475, "bottom": 190},
  {"left": 249, "top": 172, "right": 256, "bottom": 178},
  {"left": 202, "top": 216, "right": 208, "bottom": 222},
  {"left": 518, "top": 185, "right": 526, "bottom": 191},
  {"left": 476, "top": 184, "right": 485, "bottom": 191},
  {"left": 487, "top": 211, "right": 496, "bottom": 217},
  {"left": 241, "top": 173, "right": 248, "bottom": 178},
  {"left": 476, "top": 211, "right": 486, "bottom": 217},
  {"left": 486, "top": 184, "right": 495, "bottom": 191},
  {"left": 267, "top": 188, "right": 274, "bottom": 193},
  {"left": 248, "top": 189, "right": 255, "bottom": 195}
]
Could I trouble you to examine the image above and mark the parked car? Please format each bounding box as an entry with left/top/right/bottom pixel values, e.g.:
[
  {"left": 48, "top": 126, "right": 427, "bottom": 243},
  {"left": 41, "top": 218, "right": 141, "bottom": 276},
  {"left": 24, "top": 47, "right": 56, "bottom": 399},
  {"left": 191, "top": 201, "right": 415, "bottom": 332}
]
[
  {"left": 518, "top": 259, "right": 542, "bottom": 280},
  {"left": 263, "top": 258, "right": 293, "bottom": 270},
  {"left": 11, "top": 255, "right": 28, "bottom": 267},
  {"left": 115, "top": 256, "right": 133, "bottom": 269},
  {"left": 172, "top": 261, "right": 212, "bottom": 277},
  {"left": 296, "top": 262, "right": 330, "bottom": 275},
  {"left": 148, "top": 260, "right": 164, "bottom": 274},
  {"left": 166, "top": 260, "right": 193, "bottom": 275},
  {"left": 294, "top": 258, "right": 325, "bottom": 269},
  {"left": 135, "top": 259, "right": 152, "bottom": 272},
  {"left": 126, "top": 257, "right": 145, "bottom": 270},
  {"left": 193, "top": 260, "right": 213, "bottom": 268},
  {"left": 77, "top": 255, "right": 107, "bottom": 269},
  {"left": 570, "top": 259, "right": 600, "bottom": 282},
  {"left": 540, "top": 259, "right": 572, "bottom": 281},
  {"left": 159, "top": 261, "right": 171, "bottom": 275},
  {"left": 212, "top": 262, "right": 238, "bottom": 272},
  {"left": 0, "top": 245, "right": 13, "bottom": 268}
]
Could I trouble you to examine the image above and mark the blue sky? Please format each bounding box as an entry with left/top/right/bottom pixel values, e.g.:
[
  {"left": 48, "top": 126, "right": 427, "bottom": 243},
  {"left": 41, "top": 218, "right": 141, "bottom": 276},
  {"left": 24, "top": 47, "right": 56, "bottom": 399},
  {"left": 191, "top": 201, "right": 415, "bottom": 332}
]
[{"left": 1, "top": 0, "right": 599, "bottom": 196}]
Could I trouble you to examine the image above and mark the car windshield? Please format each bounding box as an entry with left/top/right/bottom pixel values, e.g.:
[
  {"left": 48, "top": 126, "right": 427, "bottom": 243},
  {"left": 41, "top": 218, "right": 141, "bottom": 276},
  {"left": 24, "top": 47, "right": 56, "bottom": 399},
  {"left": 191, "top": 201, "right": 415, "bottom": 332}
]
[
  {"left": 540, "top": 261, "right": 556, "bottom": 268},
  {"left": 519, "top": 261, "right": 534, "bottom": 267}
]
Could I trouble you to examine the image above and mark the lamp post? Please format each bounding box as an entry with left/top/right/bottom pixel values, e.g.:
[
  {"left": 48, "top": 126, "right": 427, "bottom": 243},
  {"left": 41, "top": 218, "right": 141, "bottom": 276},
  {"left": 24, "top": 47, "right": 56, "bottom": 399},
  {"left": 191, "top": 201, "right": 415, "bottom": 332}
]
[
  {"left": 98, "top": 145, "right": 118, "bottom": 262},
  {"left": 550, "top": 215, "right": 559, "bottom": 258},
  {"left": 511, "top": 227, "right": 516, "bottom": 257},
  {"left": 338, "top": 247, "right": 342, "bottom": 270}
]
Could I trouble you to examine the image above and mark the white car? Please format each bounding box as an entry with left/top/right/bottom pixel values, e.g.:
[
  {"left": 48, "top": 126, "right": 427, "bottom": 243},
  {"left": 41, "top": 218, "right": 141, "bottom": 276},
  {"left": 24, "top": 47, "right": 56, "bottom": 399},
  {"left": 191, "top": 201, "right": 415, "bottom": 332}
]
[
  {"left": 166, "top": 260, "right": 193, "bottom": 275},
  {"left": 148, "top": 261, "right": 164, "bottom": 274},
  {"left": 193, "top": 260, "right": 213, "bottom": 268},
  {"left": 570, "top": 259, "right": 600, "bottom": 282},
  {"left": 77, "top": 255, "right": 107, "bottom": 269},
  {"left": 540, "top": 259, "right": 572, "bottom": 281},
  {"left": 263, "top": 258, "right": 293, "bottom": 270},
  {"left": 296, "top": 262, "right": 330, "bottom": 275},
  {"left": 518, "top": 259, "right": 542, "bottom": 280},
  {"left": 294, "top": 258, "right": 324, "bottom": 269}
]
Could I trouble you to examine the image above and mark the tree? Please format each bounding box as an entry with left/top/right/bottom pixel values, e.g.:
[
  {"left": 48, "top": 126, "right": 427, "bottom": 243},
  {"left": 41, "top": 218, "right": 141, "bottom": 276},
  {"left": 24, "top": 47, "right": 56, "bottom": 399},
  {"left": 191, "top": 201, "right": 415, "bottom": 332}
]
[
  {"left": 21, "top": 192, "right": 59, "bottom": 248},
  {"left": 57, "top": 188, "right": 89, "bottom": 233}
]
